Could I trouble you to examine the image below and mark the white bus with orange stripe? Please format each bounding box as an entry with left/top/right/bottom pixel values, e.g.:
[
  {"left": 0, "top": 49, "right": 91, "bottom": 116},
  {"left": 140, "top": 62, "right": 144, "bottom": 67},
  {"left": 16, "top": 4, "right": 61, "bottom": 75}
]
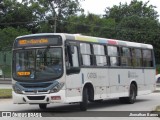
[{"left": 12, "top": 33, "right": 156, "bottom": 111}]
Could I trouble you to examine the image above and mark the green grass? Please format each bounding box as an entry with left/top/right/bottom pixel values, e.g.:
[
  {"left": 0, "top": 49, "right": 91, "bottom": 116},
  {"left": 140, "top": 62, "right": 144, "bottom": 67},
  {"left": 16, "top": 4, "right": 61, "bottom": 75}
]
[{"left": 0, "top": 89, "right": 12, "bottom": 98}]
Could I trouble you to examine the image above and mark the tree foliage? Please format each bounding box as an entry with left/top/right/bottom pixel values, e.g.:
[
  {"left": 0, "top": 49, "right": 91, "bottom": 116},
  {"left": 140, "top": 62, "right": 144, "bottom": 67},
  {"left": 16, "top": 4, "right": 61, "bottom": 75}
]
[
  {"left": 103, "top": 0, "right": 160, "bottom": 63},
  {"left": 21, "top": 0, "right": 84, "bottom": 33},
  {"left": 65, "top": 13, "right": 116, "bottom": 37},
  {"left": 105, "top": 0, "right": 159, "bottom": 22},
  {"left": 0, "top": 0, "right": 34, "bottom": 29},
  {"left": 0, "top": 27, "right": 30, "bottom": 51},
  {"left": 0, "top": 0, "right": 160, "bottom": 63},
  {"left": 0, "top": 0, "right": 83, "bottom": 50}
]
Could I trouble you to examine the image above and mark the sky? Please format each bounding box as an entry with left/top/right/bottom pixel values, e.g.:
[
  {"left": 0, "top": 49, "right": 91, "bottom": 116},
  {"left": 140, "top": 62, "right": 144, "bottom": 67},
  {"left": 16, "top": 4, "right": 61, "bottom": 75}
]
[{"left": 81, "top": 0, "right": 160, "bottom": 20}]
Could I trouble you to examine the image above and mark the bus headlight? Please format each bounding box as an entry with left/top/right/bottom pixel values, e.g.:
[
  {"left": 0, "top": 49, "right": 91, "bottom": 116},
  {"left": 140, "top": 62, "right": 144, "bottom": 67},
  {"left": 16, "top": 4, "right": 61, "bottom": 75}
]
[
  {"left": 50, "top": 82, "right": 64, "bottom": 93},
  {"left": 13, "top": 85, "right": 23, "bottom": 94}
]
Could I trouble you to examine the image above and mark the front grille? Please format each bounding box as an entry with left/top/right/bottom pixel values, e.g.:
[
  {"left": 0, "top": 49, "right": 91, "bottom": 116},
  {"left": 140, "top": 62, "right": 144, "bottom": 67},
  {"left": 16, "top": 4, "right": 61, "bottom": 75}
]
[
  {"left": 20, "top": 83, "right": 52, "bottom": 88},
  {"left": 27, "top": 96, "right": 45, "bottom": 100},
  {"left": 24, "top": 89, "right": 49, "bottom": 94}
]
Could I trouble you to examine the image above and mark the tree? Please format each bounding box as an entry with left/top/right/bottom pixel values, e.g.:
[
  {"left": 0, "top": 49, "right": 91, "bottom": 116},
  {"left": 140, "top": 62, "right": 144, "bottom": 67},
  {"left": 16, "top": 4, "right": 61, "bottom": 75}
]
[
  {"left": 104, "top": 0, "right": 159, "bottom": 23},
  {"left": 22, "top": 0, "right": 84, "bottom": 33},
  {"left": 104, "top": 0, "right": 160, "bottom": 63},
  {"left": 0, "top": 0, "right": 35, "bottom": 29},
  {"left": 65, "top": 13, "right": 116, "bottom": 38},
  {"left": 0, "top": 27, "right": 30, "bottom": 51}
]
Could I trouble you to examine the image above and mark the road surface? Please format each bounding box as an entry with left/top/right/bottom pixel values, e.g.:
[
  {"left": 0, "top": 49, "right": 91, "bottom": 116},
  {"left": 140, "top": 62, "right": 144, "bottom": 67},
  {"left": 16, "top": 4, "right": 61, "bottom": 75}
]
[{"left": 0, "top": 93, "right": 160, "bottom": 120}]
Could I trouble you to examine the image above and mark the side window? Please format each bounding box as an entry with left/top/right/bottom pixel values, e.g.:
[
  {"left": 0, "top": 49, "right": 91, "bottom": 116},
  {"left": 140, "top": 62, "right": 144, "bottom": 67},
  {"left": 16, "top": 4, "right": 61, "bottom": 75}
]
[
  {"left": 66, "top": 45, "right": 79, "bottom": 67},
  {"left": 132, "top": 48, "right": 142, "bottom": 67},
  {"left": 108, "top": 46, "right": 119, "bottom": 66},
  {"left": 72, "top": 46, "right": 79, "bottom": 67},
  {"left": 80, "top": 43, "right": 92, "bottom": 66},
  {"left": 93, "top": 44, "right": 107, "bottom": 66},
  {"left": 143, "top": 49, "right": 153, "bottom": 67},
  {"left": 120, "top": 47, "right": 132, "bottom": 66}
]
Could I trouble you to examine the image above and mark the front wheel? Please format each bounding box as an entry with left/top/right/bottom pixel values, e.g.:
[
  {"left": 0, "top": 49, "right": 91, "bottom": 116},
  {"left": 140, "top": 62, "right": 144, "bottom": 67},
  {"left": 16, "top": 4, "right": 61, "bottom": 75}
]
[
  {"left": 39, "top": 104, "right": 47, "bottom": 109},
  {"left": 80, "top": 87, "right": 88, "bottom": 111}
]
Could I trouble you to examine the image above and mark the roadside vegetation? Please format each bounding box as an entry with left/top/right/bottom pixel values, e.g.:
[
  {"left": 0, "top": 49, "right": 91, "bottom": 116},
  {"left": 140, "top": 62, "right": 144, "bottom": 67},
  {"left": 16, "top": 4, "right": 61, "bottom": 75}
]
[
  {"left": 0, "top": 0, "right": 160, "bottom": 65},
  {"left": 0, "top": 89, "right": 12, "bottom": 98}
]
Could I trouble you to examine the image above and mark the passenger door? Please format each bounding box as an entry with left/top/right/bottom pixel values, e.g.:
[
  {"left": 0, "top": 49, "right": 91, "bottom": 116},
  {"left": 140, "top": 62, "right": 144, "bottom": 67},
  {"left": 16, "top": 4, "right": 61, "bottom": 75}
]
[{"left": 65, "top": 42, "right": 82, "bottom": 101}]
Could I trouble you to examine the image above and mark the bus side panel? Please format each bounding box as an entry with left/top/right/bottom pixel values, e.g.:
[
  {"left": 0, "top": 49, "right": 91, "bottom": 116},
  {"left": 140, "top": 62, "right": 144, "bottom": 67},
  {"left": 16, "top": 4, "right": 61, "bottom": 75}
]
[
  {"left": 83, "top": 68, "right": 110, "bottom": 100},
  {"left": 108, "top": 68, "right": 147, "bottom": 98},
  {"left": 108, "top": 69, "right": 128, "bottom": 98},
  {"left": 79, "top": 68, "right": 110, "bottom": 100},
  {"left": 65, "top": 68, "right": 110, "bottom": 102},
  {"left": 65, "top": 72, "right": 82, "bottom": 102},
  {"left": 129, "top": 69, "right": 145, "bottom": 91},
  {"left": 144, "top": 69, "right": 156, "bottom": 93}
]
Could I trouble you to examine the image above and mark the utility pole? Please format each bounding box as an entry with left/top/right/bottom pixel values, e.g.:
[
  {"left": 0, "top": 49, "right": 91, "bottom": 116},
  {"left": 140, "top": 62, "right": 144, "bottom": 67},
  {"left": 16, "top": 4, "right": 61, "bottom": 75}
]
[
  {"left": 54, "top": 13, "right": 57, "bottom": 33},
  {"left": 49, "top": 0, "right": 57, "bottom": 33}
]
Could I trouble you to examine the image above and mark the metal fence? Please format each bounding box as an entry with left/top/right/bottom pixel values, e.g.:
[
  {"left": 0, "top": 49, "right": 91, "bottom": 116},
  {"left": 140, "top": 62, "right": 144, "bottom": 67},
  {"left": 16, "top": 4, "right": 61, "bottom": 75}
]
[{"left": 0, "top": 51, "right": 12, "bottom": 78}]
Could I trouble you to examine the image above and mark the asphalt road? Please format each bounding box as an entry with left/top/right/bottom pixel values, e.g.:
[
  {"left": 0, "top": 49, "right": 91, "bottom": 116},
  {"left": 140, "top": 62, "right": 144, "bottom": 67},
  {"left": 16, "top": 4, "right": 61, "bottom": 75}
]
[
  {"left": 0, "top": 93, "right": 160, "bottom": 111},
  {"left": 0, "top": 93, "right": 160, "bottom": 120}
]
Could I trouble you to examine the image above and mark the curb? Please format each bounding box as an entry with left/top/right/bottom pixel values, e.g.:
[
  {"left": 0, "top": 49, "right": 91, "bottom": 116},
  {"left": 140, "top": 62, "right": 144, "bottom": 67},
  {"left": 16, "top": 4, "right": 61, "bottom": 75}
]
[
  {"left": 0, "top": 78, "right": 11, "bottom": 84},
  {"left": 0, "top": 81, "right": 11, "bottom": 84}
]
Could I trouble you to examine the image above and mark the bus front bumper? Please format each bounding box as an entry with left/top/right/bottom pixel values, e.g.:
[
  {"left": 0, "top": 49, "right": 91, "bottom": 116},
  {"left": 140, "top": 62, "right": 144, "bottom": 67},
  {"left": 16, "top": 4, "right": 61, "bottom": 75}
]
[{"left": 12, "top": 90, "right": 66, "bottom": 104}]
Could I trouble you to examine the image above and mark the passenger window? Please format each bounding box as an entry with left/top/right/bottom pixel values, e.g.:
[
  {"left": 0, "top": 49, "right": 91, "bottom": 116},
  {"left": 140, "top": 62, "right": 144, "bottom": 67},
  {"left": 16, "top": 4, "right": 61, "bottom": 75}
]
[
  {"left": 108, "top": 46, "right": 118, "bottom": 56},
  {"left": 143, "top": 50, "right": 153, "bottom": 67},
  {"left": 93, "top": 44, "right": 107, "bottom": 66},
  {"left": 120, "top": 47, "right": 132, "bottom": 66},
  {"left": 108, "top": 46, "right": 119, "bottom": 66},
  {"left": 132, "top": 49, "right": 142, "bottom": 67},
  {"left": 80, "top": 43, "right": 93, "bottom": 66}
]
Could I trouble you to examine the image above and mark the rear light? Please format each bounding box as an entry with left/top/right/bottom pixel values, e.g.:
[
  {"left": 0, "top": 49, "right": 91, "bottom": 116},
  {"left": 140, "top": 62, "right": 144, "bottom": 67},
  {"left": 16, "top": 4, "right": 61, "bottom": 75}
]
[{"left": 51, "top": 96, "right": 61, "bottom": 100}]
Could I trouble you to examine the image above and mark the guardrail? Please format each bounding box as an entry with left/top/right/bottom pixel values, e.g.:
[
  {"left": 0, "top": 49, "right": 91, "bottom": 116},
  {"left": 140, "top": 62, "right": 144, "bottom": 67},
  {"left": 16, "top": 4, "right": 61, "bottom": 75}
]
[{"left": 0, "top": 78, "right": 11, "bottom": 84}]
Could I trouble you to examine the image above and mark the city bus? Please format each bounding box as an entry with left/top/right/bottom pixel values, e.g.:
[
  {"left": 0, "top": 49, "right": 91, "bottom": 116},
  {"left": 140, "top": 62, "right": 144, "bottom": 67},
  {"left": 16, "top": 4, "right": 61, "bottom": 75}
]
[{"left": 12, "top": 33, "right": 156, "bottom": 111}]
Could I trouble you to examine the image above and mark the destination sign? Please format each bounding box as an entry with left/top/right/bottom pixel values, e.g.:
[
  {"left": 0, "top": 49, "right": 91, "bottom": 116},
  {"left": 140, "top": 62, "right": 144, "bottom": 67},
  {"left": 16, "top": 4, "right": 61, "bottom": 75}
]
[
  {"left": 17, "top": 71, "right": 31, "bottom": 76},
  {"left": 18, "top": 39, "right": 48, "bottom": 45},
  {"left": 14, "top": 35, "right": 62, "bottom": 48}
]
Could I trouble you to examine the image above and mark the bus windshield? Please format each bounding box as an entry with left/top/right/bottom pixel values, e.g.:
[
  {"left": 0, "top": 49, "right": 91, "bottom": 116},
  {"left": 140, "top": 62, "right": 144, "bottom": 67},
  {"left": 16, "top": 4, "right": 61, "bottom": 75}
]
[{"left": 13, "top": 47, "right": 63, "bottom": 81}]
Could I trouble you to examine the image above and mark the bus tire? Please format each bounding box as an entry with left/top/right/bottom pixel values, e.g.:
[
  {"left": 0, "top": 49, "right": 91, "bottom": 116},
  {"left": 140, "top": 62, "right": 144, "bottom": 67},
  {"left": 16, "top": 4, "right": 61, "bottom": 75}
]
[
  {"left": 119, "top": 97, "right": 126, "bottom": 103},
  {"left": 80, "top": 87, "right": 88, "bottom": 111},
  {"left": 126, "top": 84, "right": 137, "bottom": 104},
  {"left": 119, "top": 84, "right": 137, "bottom": 104},
  {"left": 39, "top": 104, "right": 47, "bottom": 109}
]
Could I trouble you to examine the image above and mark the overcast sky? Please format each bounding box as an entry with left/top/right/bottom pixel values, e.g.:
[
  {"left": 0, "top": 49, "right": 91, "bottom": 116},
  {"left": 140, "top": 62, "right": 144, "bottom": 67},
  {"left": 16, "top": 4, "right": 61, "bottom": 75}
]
[{"left": 81, "top": 0, "right": 160, "bottom": 20}]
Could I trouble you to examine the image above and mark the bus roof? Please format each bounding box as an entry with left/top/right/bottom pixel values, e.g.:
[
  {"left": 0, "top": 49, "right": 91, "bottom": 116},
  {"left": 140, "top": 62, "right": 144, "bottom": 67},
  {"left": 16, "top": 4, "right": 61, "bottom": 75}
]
[{"left": 16, "top": 33, "right": 153, "bottom": 49}]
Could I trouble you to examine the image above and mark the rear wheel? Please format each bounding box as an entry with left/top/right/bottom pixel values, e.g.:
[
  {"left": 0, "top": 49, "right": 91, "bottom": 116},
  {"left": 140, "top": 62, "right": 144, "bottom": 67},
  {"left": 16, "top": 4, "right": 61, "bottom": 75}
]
[
  {"left": 39, "top": 104, "right": 47, "bottom": 109},
  {"left": 119, "top": 97, "right": 126, "bottom": 103},
  {"left": 119, "top": 84, "right": 137, "bottom": 104},
  {"left": 127, "top": 84, "right": 137, "bottom": 104},
  {"left": 80, "top": 87, "right": 88, "bottom": 111}
]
